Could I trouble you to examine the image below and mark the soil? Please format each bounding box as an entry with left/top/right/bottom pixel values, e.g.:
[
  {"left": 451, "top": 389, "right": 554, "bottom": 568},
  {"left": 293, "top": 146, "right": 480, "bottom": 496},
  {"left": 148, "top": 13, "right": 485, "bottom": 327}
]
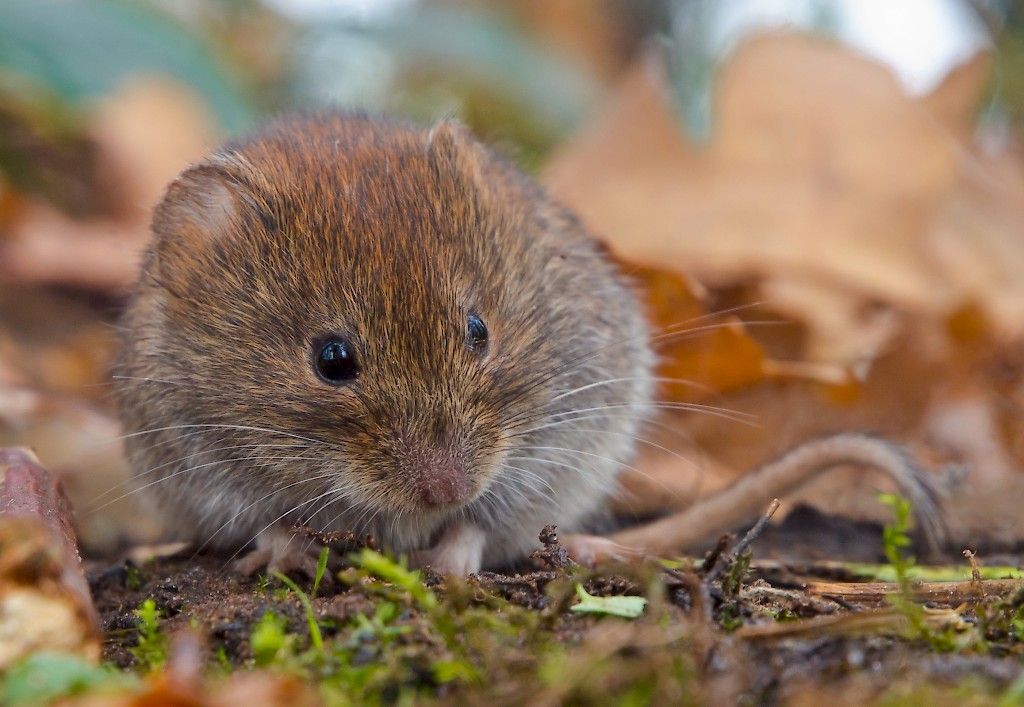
[{"left": 81, "top": 507, "right": 1024, "bottom": 704}]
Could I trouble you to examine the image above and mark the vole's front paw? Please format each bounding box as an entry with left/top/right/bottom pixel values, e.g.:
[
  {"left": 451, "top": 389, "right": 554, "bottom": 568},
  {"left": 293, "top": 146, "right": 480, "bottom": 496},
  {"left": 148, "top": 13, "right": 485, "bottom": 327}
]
[
  {"left": 234, "top": 528, "right": 325, "bottom": 579},
  {"left": 410, "top": 523, "right": 486, "bottom": 575}
]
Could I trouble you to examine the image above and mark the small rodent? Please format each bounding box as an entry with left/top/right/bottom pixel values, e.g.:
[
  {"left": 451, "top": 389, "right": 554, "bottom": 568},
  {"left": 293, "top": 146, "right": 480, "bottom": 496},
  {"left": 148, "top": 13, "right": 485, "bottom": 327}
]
[{"left": 116, "top": 112, "right": 654, "bottom": 574}]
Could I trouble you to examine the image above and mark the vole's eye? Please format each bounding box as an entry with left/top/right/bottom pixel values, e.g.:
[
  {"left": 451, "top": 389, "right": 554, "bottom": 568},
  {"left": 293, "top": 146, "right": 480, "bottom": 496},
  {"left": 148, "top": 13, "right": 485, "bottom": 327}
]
[
  {"left": 315, "top": 338, "right": 359, "bottom": 384},
  {"left": 467, "top": 313, "right": 488, "bottom": 354}
]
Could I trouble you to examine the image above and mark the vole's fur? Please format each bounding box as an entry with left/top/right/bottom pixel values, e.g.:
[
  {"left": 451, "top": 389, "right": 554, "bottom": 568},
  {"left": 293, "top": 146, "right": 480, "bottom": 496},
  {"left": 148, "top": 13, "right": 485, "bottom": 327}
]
[{"left": 116, "top": 113, "right": 654, "bottom": 573}]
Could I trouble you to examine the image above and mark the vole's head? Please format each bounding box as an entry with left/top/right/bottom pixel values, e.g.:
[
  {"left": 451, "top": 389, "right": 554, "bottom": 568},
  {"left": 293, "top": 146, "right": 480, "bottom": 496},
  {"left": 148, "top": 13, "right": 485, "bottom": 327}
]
[{"left": 129, "top": 115, "right": 604, "bottom": 520}]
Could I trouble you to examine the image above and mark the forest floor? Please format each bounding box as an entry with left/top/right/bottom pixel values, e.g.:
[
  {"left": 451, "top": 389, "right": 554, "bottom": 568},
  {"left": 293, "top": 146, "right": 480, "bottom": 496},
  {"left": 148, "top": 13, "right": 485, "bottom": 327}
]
[{"left": 39, "top": 504, "right": 1024, "bottom": 706}]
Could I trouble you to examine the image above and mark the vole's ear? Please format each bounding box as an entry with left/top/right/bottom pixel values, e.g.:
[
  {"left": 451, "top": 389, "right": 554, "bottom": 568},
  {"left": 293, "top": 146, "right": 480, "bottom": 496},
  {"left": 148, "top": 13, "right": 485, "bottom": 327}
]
[
  {"left": 426, "top": 119, "right": 489, "bottom": 188},
  {"left": 151, "top": 153, "right": 257, "bottom": 261}
]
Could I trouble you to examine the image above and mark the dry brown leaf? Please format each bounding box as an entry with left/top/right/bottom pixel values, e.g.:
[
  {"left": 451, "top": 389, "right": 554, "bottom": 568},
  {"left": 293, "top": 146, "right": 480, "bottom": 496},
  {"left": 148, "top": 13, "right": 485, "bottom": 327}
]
[
  {"left": 0, "top": 385, "right": 140, "bottom": 552},
  {"left": 926, "top": 151, "right": 1024, "bottom": 341},
  {"left": 658, "top": 316, "right": 765, "bottom": 399},
  {"left": 0, "top": 287, "right": 118, "bottom": 397},
  {"left": 629, "top": 266, "right": 769, "bottom": 399},
  {"left": 0, "top": 449, "right": 100, "bottom": 669},
  {"left": 545, "top": 33, "right": 998, "bottom": 365},
  {"left": 0, "top": 77, "right": 216, "bottom": 292},
  {"left": 0, "top": 200, "right": 145, "bottom": 291},
  {"left": 89, "top": 76, "right": 217, "bottom": 222},
  {"left": 546, "top": 33, "right": 1023, "bottom": 531}
]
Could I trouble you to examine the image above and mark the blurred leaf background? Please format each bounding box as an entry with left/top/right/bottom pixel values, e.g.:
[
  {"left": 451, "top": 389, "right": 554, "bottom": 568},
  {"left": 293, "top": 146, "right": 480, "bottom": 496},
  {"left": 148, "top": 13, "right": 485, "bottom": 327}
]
[{"left": 1, "top": 0, "right": 1023, "bottom": 556}]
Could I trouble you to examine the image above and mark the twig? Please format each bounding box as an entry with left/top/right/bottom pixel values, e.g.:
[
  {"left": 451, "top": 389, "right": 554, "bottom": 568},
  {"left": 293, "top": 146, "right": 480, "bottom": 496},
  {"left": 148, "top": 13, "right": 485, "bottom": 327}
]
[
  {"left": 292, "top": 525, "right": 378, "bottom": 550},
  {"left": 805, "top": 578, "right": 1022, "bottom": 603},
  {"left": 700, "top": 534, "right": 733, "bottom": 579},
  {"left": 704, "top": 499, "right": 781, "bottom": 585},
  {"left": 735, "top": 606, "right": 966, "bottom": 640},
  {"left": 963, "top": 548, "right": 982, "bottom": 583}
]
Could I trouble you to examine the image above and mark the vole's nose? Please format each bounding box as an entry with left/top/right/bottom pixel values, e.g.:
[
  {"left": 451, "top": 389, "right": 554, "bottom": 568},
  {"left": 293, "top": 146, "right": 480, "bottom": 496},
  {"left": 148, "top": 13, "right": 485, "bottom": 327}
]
[{"left": 405, "top": 445, "right": 472, "bottom": 507}]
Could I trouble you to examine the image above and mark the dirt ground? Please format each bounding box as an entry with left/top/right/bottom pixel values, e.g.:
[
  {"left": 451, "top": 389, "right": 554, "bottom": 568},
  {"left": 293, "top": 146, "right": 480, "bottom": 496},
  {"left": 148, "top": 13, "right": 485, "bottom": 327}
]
[{"left": 83, "top": 508, "right": 1024, "bottom": 705}]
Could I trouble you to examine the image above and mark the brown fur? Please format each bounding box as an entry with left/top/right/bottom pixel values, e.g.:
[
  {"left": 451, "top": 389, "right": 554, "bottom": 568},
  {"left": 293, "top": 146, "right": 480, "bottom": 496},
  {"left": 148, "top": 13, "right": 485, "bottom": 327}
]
[{"left": 116, "top": 113, "right": 653, "bottom": 568}]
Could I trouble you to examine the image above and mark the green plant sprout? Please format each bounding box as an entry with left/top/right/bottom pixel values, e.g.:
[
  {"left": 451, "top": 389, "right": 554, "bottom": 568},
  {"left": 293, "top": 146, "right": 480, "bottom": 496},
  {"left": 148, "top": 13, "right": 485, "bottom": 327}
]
[
  {"left": 312, "top": 546, "right": 331, "bottom": 596},
  {"left": 129, "top": 598, "right": 168, "bottom": 672},
  {"left": 273, "top": 571, "right": 324, "bottom": 651},
  {"left": 250, "top": 610, "right": 295, "bottom": 667},
  {"left": 878, "top": 493, "right": 957, "bottom": 652}
]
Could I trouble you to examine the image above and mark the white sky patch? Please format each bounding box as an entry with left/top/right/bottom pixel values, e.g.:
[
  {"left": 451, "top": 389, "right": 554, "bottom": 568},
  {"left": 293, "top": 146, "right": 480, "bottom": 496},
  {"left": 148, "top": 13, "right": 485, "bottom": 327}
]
[
  {"left": 838, "top": 0, "right": 990, "bottom": 94},
  {"left": 706, "top": 0, "right": 991, "bottom": 95},
  {"left": 262, "top": 0, "right": 417, "bottom": 22}
]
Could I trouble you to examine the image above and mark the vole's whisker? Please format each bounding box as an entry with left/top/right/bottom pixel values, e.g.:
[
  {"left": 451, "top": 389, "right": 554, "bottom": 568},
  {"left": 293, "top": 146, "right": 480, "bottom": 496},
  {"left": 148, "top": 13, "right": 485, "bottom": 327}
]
[
  {"left": 550, "top": 375, "right": 712, "bottom": 402},
  {"left": 500, "top": 463, "right": 556, "bottom": 496},
  {"left": 503, "top": 456, "right": 589, "bottom": 474},
  {"left": 343, "top": 487, "right": 393, "bottom": 540},
  {"left": 293, "top": 487, "right": 363, "bottom": 557},
  {"left": 387, "top": 505, "right": 405, "bottom": 547},
  {"left": 530, "top": 427, "right": 698, "bottom": 471},
  {"left": 508, "top": 452, "right": 662, "bottom": 518},
  {"left": 363, "top": 489, "right": 403, "bottom": 544},
  {"left": 503, "top": 456, "right": 606, "bottom": 495},
  {"left": 100, "top": 427, "right": 224, "bottom": 467},
  {"left": 86, "top": 453, "right": 323, "bottom": 515},
  {"left": 648, "top": 318, "right": 785, "bottom": 347},
  {"left": 224, "top": 487, "right": 353, "bottom": 567},
  {"left": 111, "top": 375, "right": 185, "bottom": 387},
  {"left": 555, "top": 306, "right": 765, "bottom": 388},
  {"left": 495, "top": 316, "right": 783, "bottom": 417},
  {"left": 87, "top": 442, "right": 309, "bottom": 506},
  {"left": 301, "top": 483, "right": 358, "bottom": 530},
  {"left": 518, "top": 421, "right": 704, "bottom": 499},
  {"left": 509, "top": 446, "right": 684, "bottom": 502},
  {"left": 511, "top": 409, "right": 701, "bottom": 450},
  {"left": 111, "top": 423, "right": 343, "bottom": 453},
  {"left": 478, "top": 484, "right": 514, "bottom": 518},
  {"left": 486, "top": 475, "right": 532, "bottom": 507},
  {"left": 192, "top": 472, "right": 339, "bottom": 557},
  {"left": 506, "top": 400, "right": 757, "bottom": 437},
  {"left": 506, "top": 412, "right": 649, "bottom": 441},
  {"left": 499, "top": 383, "right": 759, "bottom": 436},
  {"left": 315, "top": 494, "right": 360, "bottom": 540},
  {"left": 649, "top": 302, "right": 764, "bottom": 335},
  {"left": 296, "top": 486, "right": 365, "bottom": 553}
]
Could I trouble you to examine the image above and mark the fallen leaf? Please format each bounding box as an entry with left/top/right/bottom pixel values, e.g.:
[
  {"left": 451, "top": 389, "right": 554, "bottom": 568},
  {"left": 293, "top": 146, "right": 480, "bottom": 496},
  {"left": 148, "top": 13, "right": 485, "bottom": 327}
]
[
  {"left": 0, "top": 651, "right": 133, "bottom": 706},
  {"left": 0, "top": 200, "right": 145, "bottom": 291},
  {"left": 88, "top": 76, "right": 216, "bottom": 222},
  {"left": 545, "top": 34, "right": 999, "bottom": 365},
  {"left": 0, "top": 77, "right": 217, "bottom": 293},
  {"left": 570, "top": 583, "right": 647, "bottom": 619}
]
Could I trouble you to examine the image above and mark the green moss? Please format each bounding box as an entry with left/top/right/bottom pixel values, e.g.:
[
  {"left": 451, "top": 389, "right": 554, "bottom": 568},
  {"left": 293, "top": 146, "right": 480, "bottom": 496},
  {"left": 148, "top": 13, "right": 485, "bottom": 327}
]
[
  {"left": 124, "top": 564, "right": 143, "bottom": 591},
  {"left": 129, "top": 598, "right": 168, "bottom": 672},
  {"left": 878, "top": 494, "right": 959, "bottom": 652}
]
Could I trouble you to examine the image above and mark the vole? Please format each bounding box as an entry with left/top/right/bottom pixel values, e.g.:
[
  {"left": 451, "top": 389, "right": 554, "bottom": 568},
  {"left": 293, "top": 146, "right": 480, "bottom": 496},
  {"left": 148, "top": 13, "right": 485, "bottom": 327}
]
[
  {"left": 116, "top": 113, "right": 944, "bottom": 575},
  {"left": 117, "top": 113, "right": 654, "bottom": 574}
]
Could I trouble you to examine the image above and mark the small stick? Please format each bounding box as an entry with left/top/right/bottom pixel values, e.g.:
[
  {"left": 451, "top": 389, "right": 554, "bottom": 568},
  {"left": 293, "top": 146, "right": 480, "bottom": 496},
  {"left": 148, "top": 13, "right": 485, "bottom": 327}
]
[
  {"left": 735, "top": 606, "right": 965, "bottom": 640},
  {"left": 805, "top": 578, "right": 1022, "bottom": 603},
  {"left": 963, "top": 548, "right": 982, "bottom": 583},
  {"left": 704, "top": 499, "right": 780, "bottom": 584}
]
